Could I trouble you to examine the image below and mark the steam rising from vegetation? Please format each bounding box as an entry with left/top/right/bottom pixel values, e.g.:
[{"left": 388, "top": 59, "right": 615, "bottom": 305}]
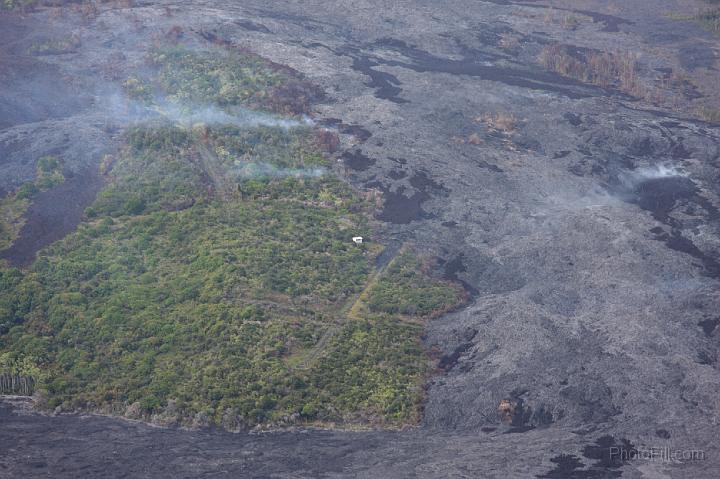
[
  {"left": 233, "top": 163, "right": 326, "bottom": 179},
  {"left": 99, "top": 92, "right": 311, "bottom": 130},
  {"left": 157, "top": 102, "right": 312, "bottom": 129}
]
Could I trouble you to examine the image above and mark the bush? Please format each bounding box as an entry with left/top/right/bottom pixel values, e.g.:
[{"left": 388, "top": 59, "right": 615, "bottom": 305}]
[
  {"left": 698, "top": 8, "right": 720, "bottom": 33},
  {"left": 15, "top": 182, "right": 39, "bottom": 200},
  {"left": 123, "top": 197, "right": 146, "bottom": 215},
  {"left": 37, "top": 156, "right": 59, "bottom": 173}
]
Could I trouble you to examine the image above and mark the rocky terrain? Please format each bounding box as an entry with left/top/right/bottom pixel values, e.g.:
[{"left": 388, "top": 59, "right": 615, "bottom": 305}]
[{"left": 2, "top": 0, "right": 720, "bottom": 477}]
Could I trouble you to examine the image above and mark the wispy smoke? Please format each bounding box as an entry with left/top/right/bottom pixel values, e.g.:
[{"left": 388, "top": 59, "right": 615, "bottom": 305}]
[
  {"left": 617, "top": 164, "right": 687, "bottom": 189},
  {"left": 546, "top": 186, "right": 620, "bottom": 211},
  {"left": 155, "top": 101, "right": 312, "bottom": 129},
  {"left": 96, "top": 91, "right": 312, "bottom": 129},
  {"left": 95, "top": 89, "right": 324, "bottom": 179},
  {"left": 533, "top": 164, "right": 692, "bottom": 219},
  {"left": 233, "top": 163, "right": 326, "bottom": 179}
]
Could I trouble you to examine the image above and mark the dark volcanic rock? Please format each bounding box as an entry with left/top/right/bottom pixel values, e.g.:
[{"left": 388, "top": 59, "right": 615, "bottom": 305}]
[
  {"left": 341, "top": 149, "right": 376, "bottom": 171},
  {"left": 0, "top": 168, "right": 103, "bottom": 267}
]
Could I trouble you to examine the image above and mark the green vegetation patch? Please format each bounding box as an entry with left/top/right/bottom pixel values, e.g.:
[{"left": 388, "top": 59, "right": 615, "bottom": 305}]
[
  {"left": 150, "top": 47, "right": 284, "bottom": 107},
  {"left": 0, "top": 46, "right": 464, "bottom": 429},
  {"left": 0, "top": 122, "right": 463, "bottom": 428},
  {"left": 142, "top": 46, "right": 322, "bottom": 115},
  {"left": 307, "top": 317, "right": 429, "bottom": 423},
  {"left": 367, "top": 252, "right": 465, "bottom": 317},
  {"left": 0, "top": 196, "right": 29, "bottom": 251}
]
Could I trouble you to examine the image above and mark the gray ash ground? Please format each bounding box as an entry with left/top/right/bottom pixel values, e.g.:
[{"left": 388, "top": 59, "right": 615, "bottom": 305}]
[{"left": 2, "top": 0, "right": 720, "bottom": 477}]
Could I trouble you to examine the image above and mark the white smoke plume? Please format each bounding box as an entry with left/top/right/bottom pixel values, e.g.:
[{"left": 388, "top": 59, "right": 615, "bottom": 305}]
[
  {"left": 95, "top": 91, "right": 312, "bottom": 130},
  {"left": 618, "top": 164, "right": 687, "bottom": 189},
  {"left": 155, "top": 101, "right": 312, "bottom": 129},
  {"left": 233, "top": 163, "right": 327, "bottom": 179}
]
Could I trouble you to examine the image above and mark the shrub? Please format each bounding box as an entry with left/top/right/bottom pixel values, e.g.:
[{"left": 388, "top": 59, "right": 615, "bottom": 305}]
[
  {"left": 539, "top": 44, "right": 642, "bottom": 96},
  {"left": 697, "top": 106, "right": 720, "bottom": 123},
  {"left": 15, "top": 182, "right": 39, "bottom": 200},
  {"left": 697, "top": 8, "right": 720, "bottom": 33},
  {"left": 477, "top": 112, "right": 518, "bottom": 133},
  {"left": 37, "top": 156, "right": 59, "bottom": 173},
  {"left": 123, "top": 197, "right": 146, "bottom": 215}
]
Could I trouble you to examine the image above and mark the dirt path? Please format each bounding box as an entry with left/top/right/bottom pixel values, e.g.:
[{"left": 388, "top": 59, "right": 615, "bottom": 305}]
[
  {"left": 293, "top": 245, "right": 400, "bottom": 370},
  {"left": 194, "top": 141, "right": 237, "bottom": 201}
]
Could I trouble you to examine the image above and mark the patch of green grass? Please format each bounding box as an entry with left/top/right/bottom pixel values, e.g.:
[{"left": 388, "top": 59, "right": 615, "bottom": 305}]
[{"left": 207, "top": 125, "right": 327, "bottom": 170}]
